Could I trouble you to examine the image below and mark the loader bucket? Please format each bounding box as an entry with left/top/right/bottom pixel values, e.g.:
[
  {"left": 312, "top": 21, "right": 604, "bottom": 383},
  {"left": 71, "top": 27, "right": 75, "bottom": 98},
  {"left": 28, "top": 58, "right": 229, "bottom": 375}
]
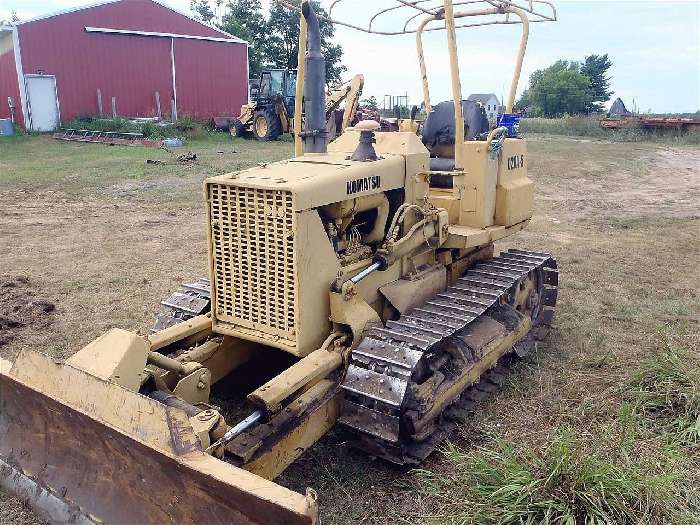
[{"left": 0, "top": 350, "right": 318, "bottom": 525}]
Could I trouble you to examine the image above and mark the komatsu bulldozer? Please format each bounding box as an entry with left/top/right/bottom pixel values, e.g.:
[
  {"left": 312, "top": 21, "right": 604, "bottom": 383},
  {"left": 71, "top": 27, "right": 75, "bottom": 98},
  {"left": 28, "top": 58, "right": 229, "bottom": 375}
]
[{"left": 0, "top": 1, "right": 558, "bottom": 523}]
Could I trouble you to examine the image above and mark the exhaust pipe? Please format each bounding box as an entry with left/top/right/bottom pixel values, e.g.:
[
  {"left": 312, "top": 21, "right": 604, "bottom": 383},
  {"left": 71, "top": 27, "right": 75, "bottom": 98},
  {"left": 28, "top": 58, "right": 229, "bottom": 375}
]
[{"left": 301, "top": 1, "right": 327, "bottom": 153}]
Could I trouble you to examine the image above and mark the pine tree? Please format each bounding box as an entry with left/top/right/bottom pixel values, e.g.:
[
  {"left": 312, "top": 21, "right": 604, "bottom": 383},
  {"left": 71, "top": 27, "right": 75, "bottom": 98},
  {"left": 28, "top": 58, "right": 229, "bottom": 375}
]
[{"left": 580, "top": 54, "right": 613, "bottom": 112}]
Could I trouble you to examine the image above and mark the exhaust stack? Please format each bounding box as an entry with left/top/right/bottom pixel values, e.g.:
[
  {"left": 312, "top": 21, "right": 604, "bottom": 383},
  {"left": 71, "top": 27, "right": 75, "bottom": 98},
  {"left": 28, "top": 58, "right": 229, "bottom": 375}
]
[{"left": 301, "top": 1, "right": 327, "bottom": 154}]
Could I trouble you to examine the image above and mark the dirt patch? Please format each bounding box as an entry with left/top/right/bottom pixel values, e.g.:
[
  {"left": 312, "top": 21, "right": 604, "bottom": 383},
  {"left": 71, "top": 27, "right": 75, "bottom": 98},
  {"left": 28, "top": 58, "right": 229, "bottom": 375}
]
[
  {"left": 0, "top": 276, "right": 55, "bottom": 349},
  {"left": 107, "top": 175, "right": 193, "bottom": 196},
  {"left": 531, "top": 140, "right": 699, "bottom": 223}
]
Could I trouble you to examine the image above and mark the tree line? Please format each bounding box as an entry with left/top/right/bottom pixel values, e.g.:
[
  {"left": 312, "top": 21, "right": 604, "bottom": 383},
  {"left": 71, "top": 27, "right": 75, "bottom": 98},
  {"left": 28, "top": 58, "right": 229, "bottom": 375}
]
[
  {"left": 190, "top": 0, "right": 346, "bottom": 83},
  {"left": 516, "top": 54, "right": 613, "bottom": 117}
]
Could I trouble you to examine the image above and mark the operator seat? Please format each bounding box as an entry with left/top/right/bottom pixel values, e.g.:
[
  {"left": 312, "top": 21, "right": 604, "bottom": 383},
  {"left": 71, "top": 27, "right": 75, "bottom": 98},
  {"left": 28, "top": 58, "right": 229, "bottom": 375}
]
[{"left": 422, "top": 100, "right": 490, "bottom": 187}]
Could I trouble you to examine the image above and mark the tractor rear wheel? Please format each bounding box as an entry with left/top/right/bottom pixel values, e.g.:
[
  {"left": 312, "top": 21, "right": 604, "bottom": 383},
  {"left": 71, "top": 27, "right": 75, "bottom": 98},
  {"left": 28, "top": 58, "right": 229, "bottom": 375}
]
[
  {"left": 230, "top": 118, "right": 247, "bottom": 138},
  {"left": 252, "top": 107, "right": 282, "bottom": 141}
]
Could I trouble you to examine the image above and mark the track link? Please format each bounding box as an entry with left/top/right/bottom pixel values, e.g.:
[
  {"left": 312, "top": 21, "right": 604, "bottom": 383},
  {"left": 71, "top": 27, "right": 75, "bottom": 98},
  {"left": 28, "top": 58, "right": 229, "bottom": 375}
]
[
  {"left": 339, "top": 249, "right": 558, "bottom": 464},
  {"left": 151, "top": 278, "right": 212, "bottom": 333}
]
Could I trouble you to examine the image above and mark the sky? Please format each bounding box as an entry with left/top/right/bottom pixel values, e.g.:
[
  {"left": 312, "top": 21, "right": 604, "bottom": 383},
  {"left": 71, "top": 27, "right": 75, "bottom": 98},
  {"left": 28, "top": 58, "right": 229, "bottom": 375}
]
[{"left": 2, "top": 0, "right": 699, "bottom": 113}]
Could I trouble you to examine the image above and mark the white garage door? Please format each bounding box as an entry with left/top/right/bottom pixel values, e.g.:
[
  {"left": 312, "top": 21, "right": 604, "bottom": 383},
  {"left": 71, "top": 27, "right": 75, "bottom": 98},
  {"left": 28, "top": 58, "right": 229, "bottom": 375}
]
[{"left": 25, "top": 75, "right": 60, "bottom": 132}]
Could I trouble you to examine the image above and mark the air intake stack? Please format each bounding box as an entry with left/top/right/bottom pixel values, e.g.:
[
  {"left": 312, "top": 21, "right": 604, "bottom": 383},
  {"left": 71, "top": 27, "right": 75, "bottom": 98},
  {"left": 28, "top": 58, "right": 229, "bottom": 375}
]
[{"left": 301, "top": 1, "right": 327, "bottom": 154}]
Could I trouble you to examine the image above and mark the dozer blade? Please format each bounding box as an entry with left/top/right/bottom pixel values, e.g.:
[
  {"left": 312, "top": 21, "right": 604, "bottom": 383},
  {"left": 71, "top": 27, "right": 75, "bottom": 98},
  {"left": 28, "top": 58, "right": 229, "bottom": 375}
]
[{"left": 0, "top": 350, "right": 318, "bottom": 525}]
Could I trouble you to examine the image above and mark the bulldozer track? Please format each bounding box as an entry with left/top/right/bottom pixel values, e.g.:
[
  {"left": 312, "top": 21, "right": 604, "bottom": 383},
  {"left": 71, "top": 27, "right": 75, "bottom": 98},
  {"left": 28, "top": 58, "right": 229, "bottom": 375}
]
[
  {"left": 151, "top": 278, "right": 211, "bottom": 333},
  {"left": 339, "top": 249, "right": 558, "bottom": 464}
]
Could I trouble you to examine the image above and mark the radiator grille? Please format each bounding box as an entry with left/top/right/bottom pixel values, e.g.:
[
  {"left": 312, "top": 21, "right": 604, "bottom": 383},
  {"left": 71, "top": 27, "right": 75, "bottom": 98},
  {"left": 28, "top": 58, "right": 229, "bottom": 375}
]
[{"left": 208, "top": 183, "right": 296, "bottom": 340}]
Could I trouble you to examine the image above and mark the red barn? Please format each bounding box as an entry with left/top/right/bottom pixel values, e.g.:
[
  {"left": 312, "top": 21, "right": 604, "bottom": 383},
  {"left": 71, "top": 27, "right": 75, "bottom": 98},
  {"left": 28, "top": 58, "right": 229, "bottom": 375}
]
[{"left": 0, "top": 0, "right": 248, "bottom": 131}]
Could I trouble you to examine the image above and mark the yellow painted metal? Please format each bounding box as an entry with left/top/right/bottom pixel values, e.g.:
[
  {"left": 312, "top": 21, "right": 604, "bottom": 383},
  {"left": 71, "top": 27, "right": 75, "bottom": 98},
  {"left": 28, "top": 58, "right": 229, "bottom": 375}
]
[
  {"left": 412, "top": 316, "right": 531, "bottom": 433},
  {"left": 176, "top": 336, "right": 256, "bottom": 384},
  {"left": 205, "top": 133, "right": 430, "bottom": 356},
  {"left": 379, "top": 264, "right": 447, "bottom": 315},
  {"left": 147, "top": 350, "right": 190, "bottom": 374},
  {"left": 0, "top": 349, "right": 319, "bottom": 524},
  {"left": 275, "top": 0, "right": 556, "bottom": 36},
  {"left": 294, "top": 11, "right": 308, "bottom": 157},
  {"left": 329, "top": 287, "right": 382, "bottom": 345},
  {"left": 249, "top": 346, "right": 344, "bottom": 413},
  {"left": 505, "top": 6, "right": 530, "bottom": 113},
  {"left": 234, "top": 103, "right": 256, "bottom": 132},
  {"left": 443, "top": 219, "right": 529, "bottom": 249},
  {"left": 398, "top": 118, "right": 419, "bottom": 133},
  {"left": 340, "top": 74, "right": 365, "bottom": 132},
  {"left": 148, "top": 314, "right": 212, "bottom": 351},
  {"left": 415, "top": 15, "right": 435, "bottom": 114},
  {"left": 244, "top": 380, "right": 340, "bottom": 480},
  {"left": 172, "top": 367, "right": 212, "bottom": 405},
  {"left": 495, "top": 138, "right": 533, "bottom": 226},
  {"left": 1, "top": 6, "right": 560, "bottom": 522},
  {"left": 66, "top": 328, "right": 148, "bottom": 391},
  {"left": 255, "top": 113, "right": 269, "bottom": 137},
  {"left": 443, "top": 0, "right": 464, "bottom": 170}
]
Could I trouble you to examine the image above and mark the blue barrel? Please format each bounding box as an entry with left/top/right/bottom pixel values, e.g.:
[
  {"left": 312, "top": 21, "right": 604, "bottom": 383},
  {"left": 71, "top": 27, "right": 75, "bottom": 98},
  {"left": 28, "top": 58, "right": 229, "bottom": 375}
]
[
  {"left": 497, "top": 113, "right": 520, "bottom": 137},
  {"left": 0, "top": 119, "right": 14, "bottom": 136}
]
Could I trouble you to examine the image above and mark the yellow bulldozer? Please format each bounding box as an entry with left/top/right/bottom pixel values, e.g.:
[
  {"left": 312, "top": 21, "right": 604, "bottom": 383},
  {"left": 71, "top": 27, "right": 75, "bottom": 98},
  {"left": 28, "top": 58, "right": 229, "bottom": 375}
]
[
  {"left": 0, "top": 1, "right": 558, "bottom": 523},
  {"left": 231, "top": 68, "right": 365, "bottom": 141}
]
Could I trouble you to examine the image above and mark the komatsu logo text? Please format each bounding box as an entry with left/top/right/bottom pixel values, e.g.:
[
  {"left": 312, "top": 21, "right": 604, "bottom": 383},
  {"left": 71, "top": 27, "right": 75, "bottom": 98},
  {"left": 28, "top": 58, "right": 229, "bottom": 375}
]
[{"left": 346, "top": 175, "right": 381, "bottom": 195}]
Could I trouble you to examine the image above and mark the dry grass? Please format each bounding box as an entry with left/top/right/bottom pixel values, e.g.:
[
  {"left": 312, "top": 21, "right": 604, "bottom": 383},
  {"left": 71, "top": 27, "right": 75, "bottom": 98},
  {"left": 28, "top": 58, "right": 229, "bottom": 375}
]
[
  {"left": 0, "top": 132, "right": 698, "bottom": 524},
  {"left": 0, "top": 133, "right": 292, "bottom": 359},
  {"left": 521, "top": 116, "right": 700, "bottom": 145}
]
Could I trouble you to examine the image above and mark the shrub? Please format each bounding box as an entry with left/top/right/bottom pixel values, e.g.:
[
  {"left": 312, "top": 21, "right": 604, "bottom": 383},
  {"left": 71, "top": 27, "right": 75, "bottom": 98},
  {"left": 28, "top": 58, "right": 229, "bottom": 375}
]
[
  {"left": 63, "top": 115, "right": 209, "bottom": 139},
  {"left": 520, "top": 115, "right": 608, "bottom": 138},
  {"left": 520, "top": 116, "right": 700, "bottom": 145}
]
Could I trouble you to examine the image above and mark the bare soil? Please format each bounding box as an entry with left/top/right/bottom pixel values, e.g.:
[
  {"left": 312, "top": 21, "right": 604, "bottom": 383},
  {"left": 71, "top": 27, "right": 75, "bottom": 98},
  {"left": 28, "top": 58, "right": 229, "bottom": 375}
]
[
  {"left": 0, "top": 134, "right": 697, "bottom": 524},
  {"left": 0, "top": 276, "right": 55, "bottom": 348}
]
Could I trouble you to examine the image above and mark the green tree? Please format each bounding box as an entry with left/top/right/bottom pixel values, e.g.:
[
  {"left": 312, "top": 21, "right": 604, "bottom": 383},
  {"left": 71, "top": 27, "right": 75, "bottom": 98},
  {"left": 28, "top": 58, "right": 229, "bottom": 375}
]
[
  {"left": 580, "top": 54, "right": 613, "bottom": 111},
  {"left": 360, "top": 96, "right": 378, "bottom": 110},
  {"left": 219, "top": 0, "right": 267, "bottom": 77},
  {"left": 514, "top": 88, "right": 531, "bottom": 112},
  {"left": 191, "top": 0, "right": 345, "bottom": 83},
  {"left": 264, "top": 0, "right": 346, "bottom": 83},
  {"left": 190, "top": 0, "right": 216, "bottom": 23},
  {"left": 517, "top": 59, "right": 598, "bottom": 117},
  {"left": 531, "top": 68, "right": 592, "bottom": 117}
]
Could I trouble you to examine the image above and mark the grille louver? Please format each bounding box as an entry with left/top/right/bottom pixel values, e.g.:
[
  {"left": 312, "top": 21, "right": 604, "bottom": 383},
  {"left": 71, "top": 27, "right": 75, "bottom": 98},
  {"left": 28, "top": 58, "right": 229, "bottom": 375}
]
[{"left": 208, "top": 183, "right": 296, "bottom": 342}]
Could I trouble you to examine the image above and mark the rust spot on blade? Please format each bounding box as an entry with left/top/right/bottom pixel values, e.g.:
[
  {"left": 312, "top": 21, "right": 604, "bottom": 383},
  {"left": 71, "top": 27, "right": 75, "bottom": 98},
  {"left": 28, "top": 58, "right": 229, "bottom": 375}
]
[
  {"left": 164, "top": 406, "right": 201, "bottom": 456},
  {"left": 1, "top": 364, "right": 317, "bottom": 525}
]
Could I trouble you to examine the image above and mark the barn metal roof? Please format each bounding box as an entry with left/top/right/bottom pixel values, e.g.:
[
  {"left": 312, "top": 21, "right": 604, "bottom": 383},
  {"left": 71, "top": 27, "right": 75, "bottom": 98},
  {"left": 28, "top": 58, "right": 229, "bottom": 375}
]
[{"left": 15, "top": 0, "right": 246, "bottom": 44}]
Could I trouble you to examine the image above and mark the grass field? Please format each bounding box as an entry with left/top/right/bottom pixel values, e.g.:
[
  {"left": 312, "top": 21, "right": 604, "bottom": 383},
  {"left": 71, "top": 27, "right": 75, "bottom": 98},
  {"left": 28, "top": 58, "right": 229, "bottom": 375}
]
[
  {"left": 520, "top": 116, "right": 700, "bottom": 145},
  {"left": 1, "top": 131, "right": 698, "bottom": 524}
]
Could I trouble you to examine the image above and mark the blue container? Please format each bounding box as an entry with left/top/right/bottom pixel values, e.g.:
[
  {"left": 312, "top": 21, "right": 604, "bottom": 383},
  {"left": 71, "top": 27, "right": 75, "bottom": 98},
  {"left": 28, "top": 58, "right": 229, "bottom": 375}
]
[
  {"left": 0, "top": 119, "right": 14, "bottom": 136},
  {"left": 497, "top": 113, "right": 520, "bottom": 137}
]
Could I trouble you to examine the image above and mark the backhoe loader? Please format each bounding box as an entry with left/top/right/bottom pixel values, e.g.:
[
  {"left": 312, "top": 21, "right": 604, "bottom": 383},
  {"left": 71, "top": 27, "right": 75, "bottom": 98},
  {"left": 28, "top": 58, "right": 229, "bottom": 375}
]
[
  {"left": 232, "top": 69, "right": 364, "bottom": 141},
  {"left": 0, "top": 1, "right": 558, "bottom": 523}
]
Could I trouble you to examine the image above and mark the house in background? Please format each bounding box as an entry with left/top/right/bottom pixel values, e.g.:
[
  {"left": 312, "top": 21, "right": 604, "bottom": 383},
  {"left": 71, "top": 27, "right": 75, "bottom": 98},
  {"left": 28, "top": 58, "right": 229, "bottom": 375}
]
[
  {"left": 0, "top": 0, "right": 248, "bottom": 131},
  {"left": 467, "top": 93, "right": 501, "bottom": 123}
]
